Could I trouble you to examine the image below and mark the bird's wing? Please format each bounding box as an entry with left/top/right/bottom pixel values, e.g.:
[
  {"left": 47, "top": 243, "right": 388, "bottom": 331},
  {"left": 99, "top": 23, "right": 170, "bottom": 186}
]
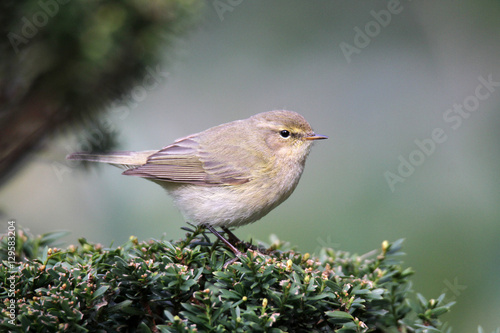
[{"left": 122, "top": 135, "right": 253, "bottom": 185}]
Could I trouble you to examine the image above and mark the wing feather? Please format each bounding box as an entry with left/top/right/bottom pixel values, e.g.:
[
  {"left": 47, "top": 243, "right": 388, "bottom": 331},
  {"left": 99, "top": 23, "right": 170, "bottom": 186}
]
[{"left": 122, "top": 136, "right": 251, "bottom": 185}]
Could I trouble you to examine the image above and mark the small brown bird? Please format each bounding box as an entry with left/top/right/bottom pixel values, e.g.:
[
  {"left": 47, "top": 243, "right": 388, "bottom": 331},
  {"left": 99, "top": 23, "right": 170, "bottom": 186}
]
[{"left": 67, "top": 110, "right": 327, "bottom": 256}]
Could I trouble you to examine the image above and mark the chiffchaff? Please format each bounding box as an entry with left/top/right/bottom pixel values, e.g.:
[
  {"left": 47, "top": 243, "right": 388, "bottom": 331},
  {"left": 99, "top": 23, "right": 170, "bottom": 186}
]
[{"left": 67, "top": 110, "right": 327, "bottom": 255}]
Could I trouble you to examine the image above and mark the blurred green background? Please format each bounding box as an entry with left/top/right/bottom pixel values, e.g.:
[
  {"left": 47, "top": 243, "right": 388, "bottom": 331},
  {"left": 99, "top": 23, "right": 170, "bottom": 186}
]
[{"left": 1, "top": 1, "right": 499, "bottom": 331}]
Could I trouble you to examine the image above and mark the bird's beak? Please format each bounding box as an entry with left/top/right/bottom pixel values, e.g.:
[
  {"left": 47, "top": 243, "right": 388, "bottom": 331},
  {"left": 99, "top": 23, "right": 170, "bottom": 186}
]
[{"left": 304, "top": 134, "right": 328, "bottom": 140}]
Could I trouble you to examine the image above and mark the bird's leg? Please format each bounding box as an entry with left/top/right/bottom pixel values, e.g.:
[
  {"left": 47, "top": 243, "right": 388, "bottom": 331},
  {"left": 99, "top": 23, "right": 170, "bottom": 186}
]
[
  {"left": 204, "top": 224, "right": 242, "bottom": 257},
  {"left": 221, "top": 226, "right": 243, "bottom": 245},
  {"left": 221, "top": 226, "right": 258, "bottom": 252}
]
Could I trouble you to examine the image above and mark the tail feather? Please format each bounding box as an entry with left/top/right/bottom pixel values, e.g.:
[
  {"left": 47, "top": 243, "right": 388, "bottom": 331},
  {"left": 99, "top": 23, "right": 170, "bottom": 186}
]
[{"left": 66, "top": 151, "right": 156, "bottom": 169}]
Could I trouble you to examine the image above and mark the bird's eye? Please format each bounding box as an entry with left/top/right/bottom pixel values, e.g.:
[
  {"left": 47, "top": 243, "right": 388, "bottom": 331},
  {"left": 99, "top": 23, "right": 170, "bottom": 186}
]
[{"left": 280, "top": 130, "right": 291, "bottom": 138}]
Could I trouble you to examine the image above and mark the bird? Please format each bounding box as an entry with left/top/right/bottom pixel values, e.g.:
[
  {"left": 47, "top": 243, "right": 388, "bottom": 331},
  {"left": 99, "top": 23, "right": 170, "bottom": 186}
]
[{"left": 67, "top": 110, "right": 327, "bottom": 256}]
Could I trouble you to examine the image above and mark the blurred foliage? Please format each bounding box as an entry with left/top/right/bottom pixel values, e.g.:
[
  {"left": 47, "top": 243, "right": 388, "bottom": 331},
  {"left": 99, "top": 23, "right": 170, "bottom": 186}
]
[
  {"left": 0, "top": 227, "right": 69, "bottom": 262},
  {"left": 478, "top": 327, "right": 500, "bottom": 333},
  {"left": 1, "top": 227, "right": 454, "bottom": 332},
  {"left": 0, "top": 0, "right": 202, "bottom": 183}
]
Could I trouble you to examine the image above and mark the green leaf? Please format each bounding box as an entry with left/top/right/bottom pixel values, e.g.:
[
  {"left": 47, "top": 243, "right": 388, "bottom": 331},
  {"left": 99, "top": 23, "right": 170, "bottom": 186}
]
[
  {"left": 387, "top": 238, "right": 405, "bottom": 254},
  {"left": 92, "top": 285, "right": 110, "bottom": 299},
  {"left": 39, "top": 231, "right": 71, "bottom": 246},
  {"left": 325, "top": 279, "right": 342, "bottom": 293},
  {"left": 40, "top": 246, "right": 49, "bottom": 263},
  {"left": 325, "top": 310, "right": 354, "bottom": 323},
  {"left": 416, "top": 293, "right": 428, "bottom": 306},
  {"left": 430, "top": 306, "right": 451, "bottom": 317},
  {"left": 137, "top": 322, "right": 152, "bottom": 333}
]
